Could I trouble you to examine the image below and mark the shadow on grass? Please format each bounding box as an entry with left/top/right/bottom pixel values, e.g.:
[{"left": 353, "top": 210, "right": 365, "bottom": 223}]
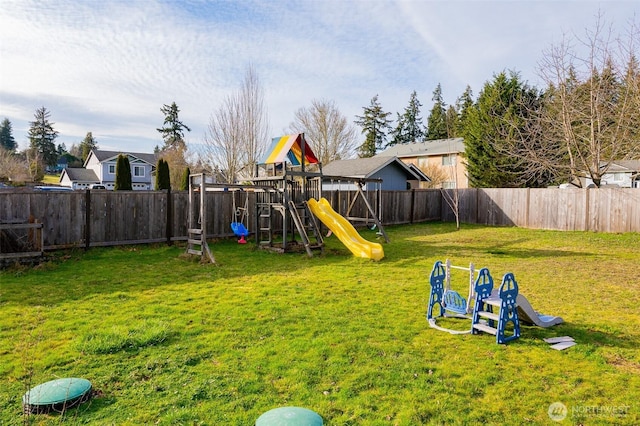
[
  {"left": 387, "top": 244, "right": 595, "bottom": 268},
  {"left": 524, "top": 322, "right": 640, "bottom": 350}
]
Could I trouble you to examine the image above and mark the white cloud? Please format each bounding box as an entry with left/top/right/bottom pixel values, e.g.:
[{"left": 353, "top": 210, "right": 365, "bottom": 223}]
[{"left": 1, "top": 0, "right": 638, "bottom": 153}]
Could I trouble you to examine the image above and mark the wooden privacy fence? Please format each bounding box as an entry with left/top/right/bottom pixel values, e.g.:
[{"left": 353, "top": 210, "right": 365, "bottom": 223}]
[
  {"left": 1, "top": 187, "right": 639, "bottom": 251},
  {"left": 440, "top": 187, "right": 640, "bottom": 232}
]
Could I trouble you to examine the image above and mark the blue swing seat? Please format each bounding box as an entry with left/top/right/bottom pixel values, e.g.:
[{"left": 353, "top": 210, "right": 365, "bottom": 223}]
[
  {"left": 231, "top": 222, "right": 248, "bottom": 237},
  {"left": 443, "top": 290, "right": 468, "bottom": 315}
]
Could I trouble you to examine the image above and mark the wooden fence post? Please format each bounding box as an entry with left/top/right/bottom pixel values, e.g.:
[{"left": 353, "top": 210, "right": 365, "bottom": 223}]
[
  {"left": 166, "top": 187, "right": 173, "bottom": 245},
  {"left": 410, "top": 188, "right": 415, "bottom": 224},
  {"left": 584, "top": 188, "right": 590, "bottom": 232},
  {"left": 84, "top": 189, "right": 91, "bottom": 251},
  {"left": 525, "top": 188, "right": 530, "bottom": 228}
]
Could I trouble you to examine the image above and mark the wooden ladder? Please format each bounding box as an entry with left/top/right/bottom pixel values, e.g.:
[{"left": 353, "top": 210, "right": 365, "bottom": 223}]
[
  {"left": 185, "top": 173, "right": 215, "bottom": 264},
  {"left": 187, "top": 227, "right": 215, "bottom": 264},
  {"left": 257, "top": 202, "right": 274, "bottom": 246},
  {"left": 287, "top": 200, "right": 324, "bottom": 257}
]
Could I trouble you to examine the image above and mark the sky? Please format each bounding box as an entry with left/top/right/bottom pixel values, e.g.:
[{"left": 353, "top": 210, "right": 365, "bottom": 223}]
[{"left": 1, "top": 0, "right": 638, "bottom": 156}]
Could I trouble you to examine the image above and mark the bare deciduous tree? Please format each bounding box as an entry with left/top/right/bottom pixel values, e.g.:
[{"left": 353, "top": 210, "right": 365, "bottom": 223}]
[
  {"left": 201, "top": 66, "right": 269, "bottom": 183},
  {"left": 240, "top": 65, "right": 269, "bottom": 176},
  {"left": 506, "top": 12, "right": 640, "bottom": 187},
  {"left": 441, "top": 158, "right": 463, "bottom": 229},
  {"left": 419, "top": 162, "right": 449, "bottom": 189},
  {"left": 0, "top": 147, "right": 30, "bottom": 181},
  {"left": 287, "top": 99, "right": 358, "bottom": 164},
  {"left": 203, "top": 94, "right": 243, "bottom": 183}
]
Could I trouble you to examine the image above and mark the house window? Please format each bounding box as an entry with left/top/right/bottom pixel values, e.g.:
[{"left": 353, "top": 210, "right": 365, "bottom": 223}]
[
  {"left": 442, "top": 154, "right": 456, "bottom": 166},
  {"left": 133, "top": 166, "right": 145, "bottom": 177},
  {"left": 108, "top": 164, "right": 115, "bottom": 174},
  {"left": 613, "top": 173, "right": 624, "bottom": 181},
  {"left": 442, "top": 181, "right": 456, "bottom": 189}
]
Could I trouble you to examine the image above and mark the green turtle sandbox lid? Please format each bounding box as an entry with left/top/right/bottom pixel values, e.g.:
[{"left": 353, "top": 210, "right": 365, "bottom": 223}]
[
  {"left": 23, "top": 378, "right": 92, "bottom": 414},
  {"left": 256, "top": 406, "right": 323, "bottom": 425}
]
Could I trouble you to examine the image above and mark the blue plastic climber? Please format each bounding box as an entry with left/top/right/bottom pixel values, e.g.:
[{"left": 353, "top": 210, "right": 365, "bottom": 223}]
[
  {"left": 471, "top": 268, "right": 495, "bottom": 327},
  {"left": 472, "top": 272, "right": 521, "bottom": 344},
  {"left": 427, "top": 260, "right": 446, "bottom": 321}
]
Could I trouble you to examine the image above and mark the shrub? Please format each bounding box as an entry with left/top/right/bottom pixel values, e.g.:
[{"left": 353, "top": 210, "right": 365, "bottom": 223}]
[
  {"left": 156, "top": 158, "right": 171, "bottom": 190},
  {"left": 115, "top": 154, "right": 132, "bottom": 190},
  {"left": 180, "top": 167, "right": 190, "bottom": 191}
]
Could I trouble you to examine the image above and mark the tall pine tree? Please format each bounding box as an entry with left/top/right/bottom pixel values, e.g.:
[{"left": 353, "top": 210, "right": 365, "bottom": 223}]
[
  {"left": 445, "top": 105, "right": 458, "bottom": 138},
  {"left": 79, "top": 132, "right": 98, "bottom": 162},
  {"left": 455, "top": 86, "right": 474, "bottom": 136},
  {"left": 28, "top": 107, "right": 58, "bottom": 167},
  {"left": 426, "top": 84, "right": 448, "bottom": 140},
  {"left": 354, "top": 95, "right": 392, "bottom": 157},
  {"left": 157, "top": 102, "right": 191, "bottom": 151},
  {"left": 0, "top": 118, "right": 17, "bottom": 152},
  {"left": 462, "top": 71, "right": 540, "bottom": 187},
  {"left": 390, "top": 91, "right": 425, "bottom": 145}
]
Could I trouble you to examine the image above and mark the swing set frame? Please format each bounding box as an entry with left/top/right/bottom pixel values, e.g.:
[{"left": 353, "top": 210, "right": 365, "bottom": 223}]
[{"left": 427, "top": 259, "right": 479, "bottom": 334}]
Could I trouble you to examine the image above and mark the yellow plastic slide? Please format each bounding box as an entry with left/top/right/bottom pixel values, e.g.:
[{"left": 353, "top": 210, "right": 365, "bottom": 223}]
[{"left": 307, "top": 198, "right": 384, "bottom": 261}]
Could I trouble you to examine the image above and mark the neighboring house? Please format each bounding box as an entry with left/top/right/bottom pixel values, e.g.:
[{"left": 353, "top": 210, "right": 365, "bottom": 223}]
[
  {"left": 585, "top": 160, "right": 640, "bottom": 188},
  {"left": 60, "top": 149, "right": 156, "bottom": 190},
  {"left": 54, "top": 156, "right": 67, "bottom": 173},
  {"left": 322, "top": 156, "right": 429, "bottom": 191},
  {"left": 59, "top": 167, "right": 100, "bottom": 190},
  {"left": 377, "top": 138, "right": 468, "bottom": 189}
]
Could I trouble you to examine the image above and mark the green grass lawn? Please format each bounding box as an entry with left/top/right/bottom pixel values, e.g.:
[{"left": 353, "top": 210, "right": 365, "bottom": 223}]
[
  {"left": 1, "top": 223, "right": 639, "bottom": 425},
  {"left": 40, "top": 174, "right": 61, "bottom": 185}
]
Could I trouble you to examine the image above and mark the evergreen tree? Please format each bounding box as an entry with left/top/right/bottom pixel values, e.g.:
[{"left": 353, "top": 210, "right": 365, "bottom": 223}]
[
  {"left": 163, "top": 160, "right": 171, "bottom": 189},
  {"left": 114, "top": 154, "right": 132, "bottom": 190},
  {"left": 455, "top": 86, "right": 474, "bottom": 136},
  {"left": 354, "top": 95, "right": 392, "bottom": 157},
  {"left": 426, "top": 84, "right": 448, "bottom": 140},
  {"left": 157, "top": 102, "right": 191, "bottom": 151},
  {"left": 445, "top": 105, "right": 458, "bottom": 138},
  {"left": 622, "top": 55, "right": 640, "bottom": 147},
  {"left": 180, "top": 167, "right": 191, "bottom": 191},
  {"left": 79, "top": 132, "right": 98, "bottom": 162},
  {"left": 60, "top": 152, "right": 82, "bottom": 168},
  {"left": 156, "top": 158, "right": 164, "bottom": 190},
  {"left": 28, "top": 106, "right": 58, "bottom": 167},
  {"left": 462, "top": 71, "right": 540, "bottom": 187},
  {"left": 0, "top": 118, "right": 17, "bottom": 151},
  {"left": 390, "top": 91, "right": 425, "bottom": 145},
  {"left": 155, "top": 158, "right": 171, "bottom": 190}
]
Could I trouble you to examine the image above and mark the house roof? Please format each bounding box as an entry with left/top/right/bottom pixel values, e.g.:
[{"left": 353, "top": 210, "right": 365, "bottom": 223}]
[
  {"left": 322, "top": 156, "right": 427, "bottom": 181},
  {"left": 60, "top": 168, "right": 99, "bottom": 182},
  {"left": 87, "top": 149, "right": 157, "bottom": 166},
  {"left": 605, "top": 160, "right": 640, "bottom": 172},
  {"left": 377, "top": 137, "right": 465, "bottom": 158}
]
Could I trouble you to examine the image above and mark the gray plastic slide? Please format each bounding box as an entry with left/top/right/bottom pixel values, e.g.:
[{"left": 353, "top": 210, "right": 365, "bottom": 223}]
[{"left": 516, "top": 294, "right": 564, "bottom": 327}]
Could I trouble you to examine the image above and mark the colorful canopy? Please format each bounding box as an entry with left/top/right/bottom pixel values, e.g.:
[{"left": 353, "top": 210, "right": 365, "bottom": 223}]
[{"left": 260, "top": 134, "right": 319, "bottom": 165}]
